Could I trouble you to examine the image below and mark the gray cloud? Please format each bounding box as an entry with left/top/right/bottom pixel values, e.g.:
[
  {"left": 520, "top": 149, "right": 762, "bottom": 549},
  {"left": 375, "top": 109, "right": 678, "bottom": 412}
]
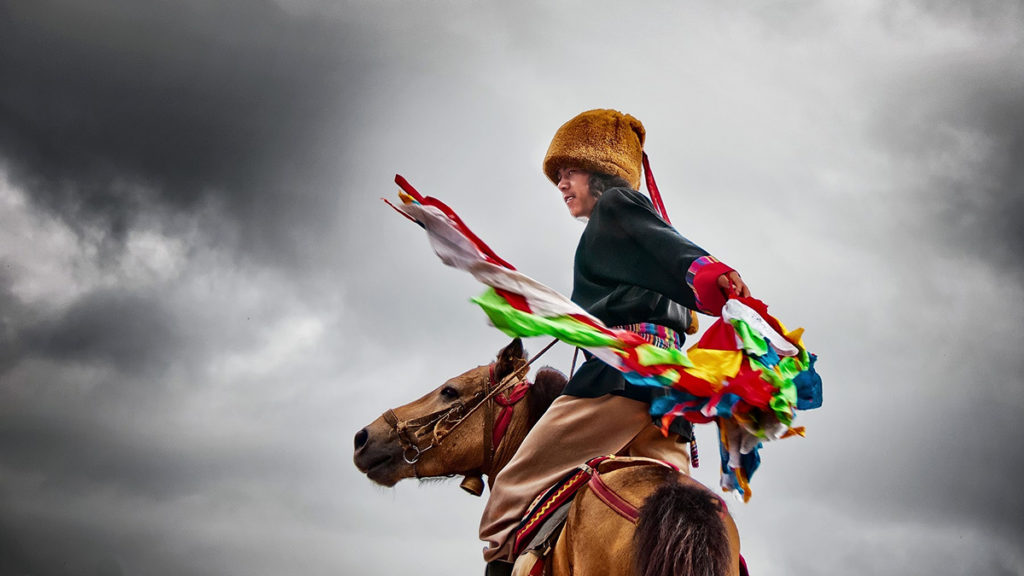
[
  {"left": 912, "top": 0, "right": 1024, "bottom": 31},
  {"left": 0, "top": 269, "right": 27, "bottom": 374},
  {"left": 18, "top": 289, "right": 182, "bottom": 376},
  {"left": 1, "top": 1, "right": 1023, "bottom": 575},
  {"left": 0, "top": 0, "right": 365, "bottom": 263},
  {"left": 868, "top": 50, "right": 1024, "bottom": 277}
]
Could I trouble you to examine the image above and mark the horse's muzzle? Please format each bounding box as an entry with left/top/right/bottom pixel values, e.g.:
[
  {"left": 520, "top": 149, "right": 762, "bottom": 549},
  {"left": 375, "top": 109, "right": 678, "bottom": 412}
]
[
  {"left": 353, "top": 418, "right": 405, "bottom": 486},
  {"left": 354, "top": 428, "right": 369, "bottom": 451}
]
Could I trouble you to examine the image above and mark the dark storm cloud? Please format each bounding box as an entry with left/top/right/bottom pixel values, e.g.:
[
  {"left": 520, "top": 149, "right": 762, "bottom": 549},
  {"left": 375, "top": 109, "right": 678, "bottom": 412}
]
[
  {"left": 1, "top": 413, "right": 189, "bottom": 499},
  {"left": 851, "top": 0, "right": 1024, "bottom": 547},
  {"left": 921, "top": 63, "right": 1024, "bottom": 274},
  {"left": 0, "top": 0, "right": 363, "bottom": 260},
  {"left": 946, "top": 77, "right": 1024, "bottom": 272},
  {"left": 17, "top": 288, "right": 182, "bottom": 376},
  {"left": 0, "top": 269, "right": 27, "bottom": 374},
  {"left": 869, "top": 4, "right": 1024, "bottom": 277},
  {"left": 0, "top": 405, "right": 305, "bottom": 502},
  {"left": 1, "top": 1, "right": 1021, "bottom": 574}
]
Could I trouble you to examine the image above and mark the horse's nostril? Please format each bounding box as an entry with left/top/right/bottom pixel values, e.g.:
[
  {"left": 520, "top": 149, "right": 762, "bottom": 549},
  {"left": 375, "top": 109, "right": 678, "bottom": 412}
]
[{"left": 354, "top": 428, "right": 369, "bottom": 451}]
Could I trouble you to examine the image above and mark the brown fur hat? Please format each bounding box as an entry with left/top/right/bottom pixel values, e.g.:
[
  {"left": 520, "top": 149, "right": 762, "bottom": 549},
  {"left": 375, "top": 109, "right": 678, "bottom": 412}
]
[{"left": 543, "top": 109, "right": 646, "bottom": 190}]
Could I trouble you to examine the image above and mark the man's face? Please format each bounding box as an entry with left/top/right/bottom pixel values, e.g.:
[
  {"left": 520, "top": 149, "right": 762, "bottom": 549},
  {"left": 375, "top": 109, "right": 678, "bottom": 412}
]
[{"left": 556, "top": 167, "right": 597, "bottom": 219}]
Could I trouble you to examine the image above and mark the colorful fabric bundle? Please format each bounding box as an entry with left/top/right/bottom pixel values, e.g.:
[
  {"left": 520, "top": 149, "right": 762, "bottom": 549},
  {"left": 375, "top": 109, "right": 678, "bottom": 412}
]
[
  {"left": 386, "top": 175, "right": 822, "bottom": 501},
  {"left": 646, "top": 298, "right": 822, "bottom": 499}
]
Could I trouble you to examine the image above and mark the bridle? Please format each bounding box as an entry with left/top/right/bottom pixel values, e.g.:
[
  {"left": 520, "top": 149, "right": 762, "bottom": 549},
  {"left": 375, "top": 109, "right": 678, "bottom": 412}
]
[
  {"left": 381, "top": 362, "right": 529, "bottom": 479},
  {"left": 381, "top": 340, "right": 557, "bottom": 480}
]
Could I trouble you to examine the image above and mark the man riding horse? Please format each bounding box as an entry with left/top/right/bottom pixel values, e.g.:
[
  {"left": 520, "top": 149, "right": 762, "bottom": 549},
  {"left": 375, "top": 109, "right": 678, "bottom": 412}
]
[{"left": 479, "top": 109, "right": 750, "bottom": 575}]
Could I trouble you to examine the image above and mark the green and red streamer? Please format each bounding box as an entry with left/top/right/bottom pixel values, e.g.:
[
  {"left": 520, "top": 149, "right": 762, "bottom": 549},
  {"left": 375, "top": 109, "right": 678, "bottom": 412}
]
[{"left": 386, "top": 175, "right": 822, "bottom": 500}]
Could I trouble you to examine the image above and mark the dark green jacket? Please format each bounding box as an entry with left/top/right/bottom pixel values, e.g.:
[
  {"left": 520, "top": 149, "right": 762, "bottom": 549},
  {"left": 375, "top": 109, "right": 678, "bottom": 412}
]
[{"left": 564, "top": 188, "right": 734, "bottom": 438}]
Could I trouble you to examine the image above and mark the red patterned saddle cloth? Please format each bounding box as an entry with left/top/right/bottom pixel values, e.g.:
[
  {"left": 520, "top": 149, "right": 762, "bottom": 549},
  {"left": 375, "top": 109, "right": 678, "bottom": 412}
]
[{"left": 510, "top": 455, "right": 679, "bottom": 557}]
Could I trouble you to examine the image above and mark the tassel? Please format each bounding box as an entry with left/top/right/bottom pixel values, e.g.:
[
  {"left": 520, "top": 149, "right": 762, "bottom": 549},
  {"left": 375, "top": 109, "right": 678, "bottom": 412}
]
[{"left": 642, "top": 152, "right": 671, "bottom": 224}]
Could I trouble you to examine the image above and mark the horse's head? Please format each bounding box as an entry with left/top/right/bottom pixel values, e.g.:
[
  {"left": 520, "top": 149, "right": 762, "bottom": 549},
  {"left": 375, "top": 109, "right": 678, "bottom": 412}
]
[{"left": 353, "top": 338, "right": 566, "bottom": 490}]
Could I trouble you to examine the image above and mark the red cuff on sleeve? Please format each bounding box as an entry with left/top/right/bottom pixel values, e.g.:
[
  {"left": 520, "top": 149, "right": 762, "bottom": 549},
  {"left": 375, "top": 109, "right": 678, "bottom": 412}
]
[{"left": 689, "top": 259, "right": 734, "bottom": 316}]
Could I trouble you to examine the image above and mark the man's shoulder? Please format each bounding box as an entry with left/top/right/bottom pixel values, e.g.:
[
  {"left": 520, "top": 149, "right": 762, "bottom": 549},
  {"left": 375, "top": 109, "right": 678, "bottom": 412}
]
[{"left": 594, "top": 187, "right": 656, "bottom": 217}]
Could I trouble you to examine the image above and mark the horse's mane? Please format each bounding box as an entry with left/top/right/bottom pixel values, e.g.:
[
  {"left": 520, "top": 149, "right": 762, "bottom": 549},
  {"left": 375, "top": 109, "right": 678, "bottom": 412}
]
[
  {"left": 633, "top": 472, "right": 731, "bottom": 576},
  {"left": 527, "top": 367, "right": 567, "bottom": 428}
]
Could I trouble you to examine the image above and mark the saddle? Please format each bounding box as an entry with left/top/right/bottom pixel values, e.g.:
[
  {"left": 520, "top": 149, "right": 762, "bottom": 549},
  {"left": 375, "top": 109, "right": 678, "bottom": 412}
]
[
  {"left": 509, "top": 455, "right": 750, "bottom": 576},
  {"left": 511, "top": 455, "right": 679, "bottom": 559}
]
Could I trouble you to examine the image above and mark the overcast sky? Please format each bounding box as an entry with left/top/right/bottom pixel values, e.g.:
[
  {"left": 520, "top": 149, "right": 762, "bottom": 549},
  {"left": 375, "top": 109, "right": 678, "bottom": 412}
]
[{"left": 1, "top": 1, "right": 1022, "bottom": 575}]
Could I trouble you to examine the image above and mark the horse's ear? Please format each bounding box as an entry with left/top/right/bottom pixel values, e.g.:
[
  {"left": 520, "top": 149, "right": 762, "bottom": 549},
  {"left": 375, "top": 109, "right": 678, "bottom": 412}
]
[{"left": 495, "top": 338, "right": 526, "bottom": 379}]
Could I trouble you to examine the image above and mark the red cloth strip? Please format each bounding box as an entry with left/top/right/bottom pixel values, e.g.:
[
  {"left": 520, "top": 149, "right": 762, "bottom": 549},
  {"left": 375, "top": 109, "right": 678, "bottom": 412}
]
[
  {"left": 697, "top": 319, "right": 739, "bottom": 351},
  {"left": 495, "top": 288, "right": 532, "bottom": 313},
  {"left": 382, "top": 198, "right": 421, "bottom": 224},
  {"left": 394, "top": 174, "right": 517, "bottom": 271},
  {"left": 492, "top": 380, "right": 531, "bottom": 447},
  {"left": 723, "top": 362, "right": 774, "bottom": 409},
  {"left": 642, "top": 152, "right": 671, "bottom": 224},
  {"left": 394, "top": 174, "right": 427, "bottom": 203},
  {"left": 567, "top": 313, "right": 617, "bottom": 337}
]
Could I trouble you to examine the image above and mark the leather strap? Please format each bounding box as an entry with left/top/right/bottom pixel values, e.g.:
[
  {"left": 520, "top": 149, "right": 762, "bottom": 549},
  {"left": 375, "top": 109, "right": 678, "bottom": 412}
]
[{"left": 587, "top": 469, "right": 640, "bottom": 524}]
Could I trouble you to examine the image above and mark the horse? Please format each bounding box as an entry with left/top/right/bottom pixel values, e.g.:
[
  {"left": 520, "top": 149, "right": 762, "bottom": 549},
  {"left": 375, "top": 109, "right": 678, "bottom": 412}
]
[{"left": 353, "top": 339, "right": 743, "bottom": 576}]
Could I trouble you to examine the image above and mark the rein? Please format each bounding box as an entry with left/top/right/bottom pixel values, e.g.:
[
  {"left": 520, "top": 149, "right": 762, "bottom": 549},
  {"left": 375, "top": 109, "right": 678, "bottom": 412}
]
[{"left": 382, "top": 339, "right": 558, "bottom": 478}]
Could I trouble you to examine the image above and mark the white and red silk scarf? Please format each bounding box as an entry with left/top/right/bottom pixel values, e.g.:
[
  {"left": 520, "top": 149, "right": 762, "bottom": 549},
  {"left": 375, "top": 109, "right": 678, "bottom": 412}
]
[{"left": 386, "top": 175, "right": 822, "bottom": 501}]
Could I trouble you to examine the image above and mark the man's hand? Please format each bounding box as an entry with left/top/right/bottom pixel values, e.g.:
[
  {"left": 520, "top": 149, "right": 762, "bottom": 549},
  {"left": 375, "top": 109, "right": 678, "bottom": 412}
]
[{"left": 717, "top": 271, "right": 750, "bottom": 298}]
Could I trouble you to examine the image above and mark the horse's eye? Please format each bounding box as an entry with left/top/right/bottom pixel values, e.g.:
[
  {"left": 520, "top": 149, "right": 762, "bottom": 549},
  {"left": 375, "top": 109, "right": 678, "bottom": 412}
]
[{"left": 440, "top": 386, "right": 459, "bottom": 400}]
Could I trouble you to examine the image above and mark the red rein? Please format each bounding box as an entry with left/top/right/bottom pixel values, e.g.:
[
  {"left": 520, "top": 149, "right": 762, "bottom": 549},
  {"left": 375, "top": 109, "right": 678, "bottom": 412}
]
[{"left": 489, "top": 364, "right": 531, "bottom": 448}]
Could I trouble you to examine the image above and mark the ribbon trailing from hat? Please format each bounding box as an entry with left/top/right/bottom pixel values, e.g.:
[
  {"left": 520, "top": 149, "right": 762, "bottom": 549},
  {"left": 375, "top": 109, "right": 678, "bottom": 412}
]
[{"left": 385, "top": 175, "right": 822, "bottom": 501}]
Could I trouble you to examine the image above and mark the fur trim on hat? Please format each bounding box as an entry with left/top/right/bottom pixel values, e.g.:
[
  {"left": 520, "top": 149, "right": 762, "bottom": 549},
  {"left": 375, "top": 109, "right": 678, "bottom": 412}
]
[{"left": 543, "top": 109, "right": 646, "bottom": 190}]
